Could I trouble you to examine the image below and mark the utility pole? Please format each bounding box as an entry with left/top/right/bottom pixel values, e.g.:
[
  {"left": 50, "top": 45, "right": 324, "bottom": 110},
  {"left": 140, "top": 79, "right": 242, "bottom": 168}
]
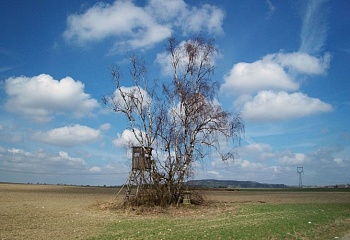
[{"left": 297, "top": 166, "right": 303, "bottom": 188}]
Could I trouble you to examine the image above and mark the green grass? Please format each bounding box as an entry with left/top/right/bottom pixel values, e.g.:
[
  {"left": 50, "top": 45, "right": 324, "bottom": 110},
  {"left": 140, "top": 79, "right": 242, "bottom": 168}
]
[
  {"left": 90, "top": 203, "right": 350, "bottom": 240},
  {"left": 236, "top": 187, "right": 350, "bottom": 193}
]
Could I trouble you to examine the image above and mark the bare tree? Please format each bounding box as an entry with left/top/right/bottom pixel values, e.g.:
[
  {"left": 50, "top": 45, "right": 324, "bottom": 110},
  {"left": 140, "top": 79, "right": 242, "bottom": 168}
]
[{"left": 103, "top": 36, "right": 244, "bottom": 206}]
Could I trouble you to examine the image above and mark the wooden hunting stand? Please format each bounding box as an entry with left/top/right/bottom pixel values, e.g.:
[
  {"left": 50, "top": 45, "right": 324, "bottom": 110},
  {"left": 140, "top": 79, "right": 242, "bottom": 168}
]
[{"left": 124, "top": 146, "right": 153, "bottom": 201}]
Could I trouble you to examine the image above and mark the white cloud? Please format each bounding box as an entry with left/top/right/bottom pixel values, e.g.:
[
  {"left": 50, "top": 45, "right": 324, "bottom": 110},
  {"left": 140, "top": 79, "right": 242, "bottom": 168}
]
[
  {"left": 241, "top": 90, "right": 332, "bottom": 121},
  {"left": 233, "top": 158, "right": 265, "bottom": 170},
  {"left": 333, "top": 157, "right": 348, "bottom": 167},
  {"left": 266, "top": 0, "right": 275, "bottom": 18},
  {"left": 219, "top": 1, "right": 331, "bottom": 127},
  {"left": 238, "top": 143, "right": 276, "bottom": 161},
  {"left": 57, "top": 151, "right": 86, "bottom": 166},
  {"left": 89, "top": 166, "right": 102, "bottom": 173},
  {"left": 222, "top": 51, "right": 332, "bottom": 123},
  {"left": 2, "top": 148, "right": 86, "bottom": 172},
  {"left": 112, "top": 86, "right": 151, "bottom": 112},
  {"left": 64, "top": 0, "right": 224, "bottom": 51},
  {"left": 196, "top": 142, "right": 350, "bottom": 186},
  {"left": 33, "top": 124, "right": 101, "bottom": 147},
  {"left": 113, "top": 129, "right": 140, "bottom": 148},
  {"left": 146, "top": 0, "right": 187, "bottom": 21},
  {"left": 147, "top": 0, "right": 225, "bottom": 35},
  {"left": 206, "top": 170, "right": 222, "bottom": 178},
  {"left": 4, "top": 74, "right": 99, "bottom": 122},
  {"left": 299, "top": 0, "right": 329, "bottom": 55},
  {"left": 64, "top": 0, "right": 171, "bottom": 49},
  {"left": 180, "top": 4, "right": 225, "bottom": 35},
  {"left": 221, "top": 52, "right": 331, "bottom": 96},
  {"left": 99, "top": 123, "right": 112, "bottom": 131},
  {"left": 210, "top": 152, "right": 264, "bottom": 171},
  {"left": 8, "top": 148, "right": 31, "bottom": 156},
  {"left": 155, "top": 52, "right": 174, "bottom": 76},
  {"left": 279, "top": 152, "right": 309, "bottom": 165},
  {"left": 271, "top": 52, "right": 331, "bottom": 75},
  {"left": 0, "top": 145, "right": 132, "bottom": 185},
  {"left": 243, "top": 143, "right": 272, "bottom": 153},
  {"left": 222, "top": 57, "right": 299, "bottom": 95}
]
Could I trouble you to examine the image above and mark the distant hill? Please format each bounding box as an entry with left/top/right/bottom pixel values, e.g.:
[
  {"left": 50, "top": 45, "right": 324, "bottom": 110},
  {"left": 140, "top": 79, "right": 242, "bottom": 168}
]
[{"left": 186, "top": 179, "right": 287, "bottom": 189}]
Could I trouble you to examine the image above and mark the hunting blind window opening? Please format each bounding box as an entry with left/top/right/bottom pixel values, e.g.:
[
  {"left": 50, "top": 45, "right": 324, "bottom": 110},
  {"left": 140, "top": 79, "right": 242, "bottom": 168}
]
[{"left": 131, "top": 146, "right": 152, "bottom": 171}]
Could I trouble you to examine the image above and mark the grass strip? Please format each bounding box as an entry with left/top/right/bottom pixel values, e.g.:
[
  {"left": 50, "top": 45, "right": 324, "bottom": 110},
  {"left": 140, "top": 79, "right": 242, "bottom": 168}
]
[{"left": 90, "top": 203, "right": 350, "bottom": 240}]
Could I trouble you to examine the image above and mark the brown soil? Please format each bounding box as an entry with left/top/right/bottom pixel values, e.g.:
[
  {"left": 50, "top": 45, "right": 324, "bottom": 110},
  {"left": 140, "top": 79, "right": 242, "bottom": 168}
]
[{"left": 0, "top": 183, "right": 122, "bottom": 239}]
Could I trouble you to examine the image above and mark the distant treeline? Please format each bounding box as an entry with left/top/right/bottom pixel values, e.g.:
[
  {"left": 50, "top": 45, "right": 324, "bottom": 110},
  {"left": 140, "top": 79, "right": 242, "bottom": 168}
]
[{"left": 186, "top": 179, "right": 287, "bottom": 189}]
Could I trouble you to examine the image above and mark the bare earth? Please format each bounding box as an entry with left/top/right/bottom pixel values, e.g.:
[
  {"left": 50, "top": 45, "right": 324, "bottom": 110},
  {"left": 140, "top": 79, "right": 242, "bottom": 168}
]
[
  {"left": 1, "top": 183, "right": 349, "bottom": 239},
  {"left": 0, "top": 184, "right": 121, "bottom": 239}
]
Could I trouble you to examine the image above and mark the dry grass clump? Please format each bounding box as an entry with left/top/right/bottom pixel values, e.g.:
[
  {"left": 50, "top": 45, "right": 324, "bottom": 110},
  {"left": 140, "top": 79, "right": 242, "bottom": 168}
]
[
  {"left": 187, "top": 189, "right": 206, "bottom": 205},
  {"left": 90, "top": 189, "right": 237, "bottom": 219},
  {"left": 91, "top": 188, "right": 230, "bottom": 217}
]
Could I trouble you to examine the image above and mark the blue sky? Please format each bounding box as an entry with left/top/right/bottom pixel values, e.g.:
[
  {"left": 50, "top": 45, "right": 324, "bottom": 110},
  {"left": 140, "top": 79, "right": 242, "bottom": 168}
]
[{"left": 1, "top": 0, "right": 349, "bottom": 186}]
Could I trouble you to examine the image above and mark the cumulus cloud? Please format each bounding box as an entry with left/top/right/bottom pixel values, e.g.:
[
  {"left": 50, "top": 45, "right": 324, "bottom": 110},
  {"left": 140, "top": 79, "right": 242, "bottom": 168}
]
[
  {"left": 112, "top": 86, "right": 151, "bottom": 112},
  {"left": 64, "top": 0, "right": 224, "bottom": 51},
  {"left": 57, "top": 151, "right": 86, "bottom": 166},
  {"left": 222, "top": 52, "right": 330, "bottom": 96},
  {"left": 64, "top": 0, "right": 171, "bottom": 49},
  {"left": 221, "top": 50, "right": 332, "bottom": 122},
  {"left": 220, "top": 0, "right": 331, "bottom": 124},
  {"left": 222, "top": 58, "right": 298, "bottom": 95},
  {"left": 4, "top": 74, "right": 99, "bottom": 122},
  {"left": 2, "top": 148, "right": 86, "bottom": 173},
  {"left": 8, "top": 148, "right": 31, "bottom": 156},
  {"left": 155, "top": 51, "right": 174, "bottom": 76},
  {"left": 241, "top": 91, "right": 332, "bottom": 121},
  {"left": 113, "top": 129, "right": 140, "bottom": 148},
  {"left": 1, "top": 146, "right": 130, "bottom": 181},
  {"left": 238, "top": 143, "right": 276, "bottom": 161},
  {"left": 179, "top": 3, "right": 225, "bottom": 35},
  {"left": 145, "top": 0, "right": 187, "bottom": 21},
  {"left": 33, "top": 124, "right": 101, "bottom": 147},
  {"left": 272, "top": 52, "right": 331, "bottom": 75},
  {"left": 237, "top": 159, "right": 264, "bottom": 169},
  {"left": 279, "top": 152, "right": 309, "bottom": 165}
]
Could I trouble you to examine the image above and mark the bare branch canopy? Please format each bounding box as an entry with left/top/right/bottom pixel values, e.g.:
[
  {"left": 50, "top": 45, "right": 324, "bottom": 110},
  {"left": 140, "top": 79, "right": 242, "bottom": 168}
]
[{"left": 103, "top": 36, "right": 244, "bottom": 206}]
